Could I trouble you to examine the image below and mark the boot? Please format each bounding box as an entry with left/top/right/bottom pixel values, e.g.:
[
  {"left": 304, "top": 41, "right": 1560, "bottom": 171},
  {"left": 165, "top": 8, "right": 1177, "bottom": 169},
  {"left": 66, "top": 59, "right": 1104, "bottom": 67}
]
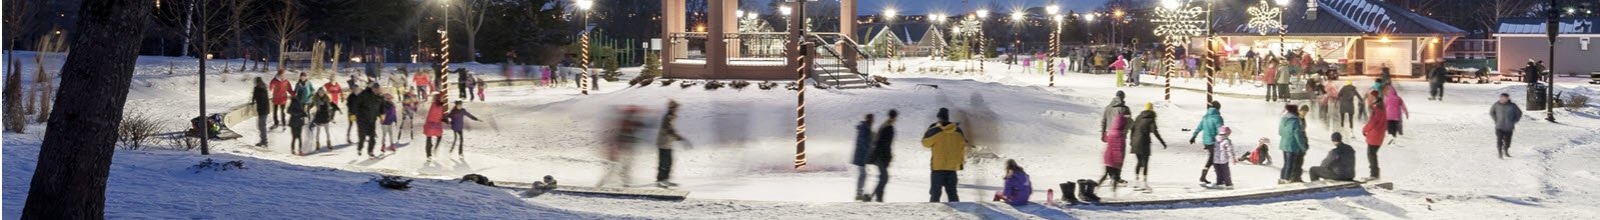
[
  {"left": 1059, "top": 182, "right": 1082, "bottom": 205},
  {"left": 1199, "top": 168, "right": 1212, "bottom": 184},
  {"left": 1077, "top": 179, "right": 1101, "bottom": 203}
]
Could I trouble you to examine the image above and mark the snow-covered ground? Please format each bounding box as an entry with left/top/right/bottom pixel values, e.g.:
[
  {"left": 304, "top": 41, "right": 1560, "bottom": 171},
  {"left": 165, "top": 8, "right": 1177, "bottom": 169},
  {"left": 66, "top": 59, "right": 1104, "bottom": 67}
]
[{"left": 5, "top": 54, "right": 1600, "bottom": 219}]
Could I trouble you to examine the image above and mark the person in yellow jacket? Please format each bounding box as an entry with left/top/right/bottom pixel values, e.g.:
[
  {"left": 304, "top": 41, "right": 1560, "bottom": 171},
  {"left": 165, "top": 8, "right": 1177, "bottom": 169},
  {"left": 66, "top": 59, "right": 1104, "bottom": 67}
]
[{"left": 921, "top": 108, "right": 969, "bottom": 202}]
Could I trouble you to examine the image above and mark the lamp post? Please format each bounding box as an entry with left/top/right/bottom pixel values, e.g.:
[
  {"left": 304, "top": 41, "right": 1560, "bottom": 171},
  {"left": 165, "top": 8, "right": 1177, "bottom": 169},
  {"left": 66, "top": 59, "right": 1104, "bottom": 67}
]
[
  {"left": 977, "top": 9, "right": 989, "bottom": 72},
  {"left": 785, "top": 0, "right": 808, "bottom": 169},
  {"left": 576, "top": 0, "right": 593, "bottom": 95},
  {"left": 1545, "top": 0, "right": 1559, "bottom": 122},
  {"left": 439, "top": 0, "right": 454, "bottom": 99},
  {"left": 1010, "top": 11, "right": 1025, "bottom": 71},
  {"left": 932, "top": 13, "right": 947, "bottom": 60},
  {"left": 1048, "top": 3, "right": 1061, "bottom": 87}
]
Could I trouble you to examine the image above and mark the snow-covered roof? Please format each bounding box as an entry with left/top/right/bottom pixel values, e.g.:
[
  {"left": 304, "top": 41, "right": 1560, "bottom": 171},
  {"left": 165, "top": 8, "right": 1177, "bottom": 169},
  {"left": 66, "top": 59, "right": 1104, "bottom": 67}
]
[
  {"left": 1215, "top": 0, "right": 1464, "bottom": 36},
  {"left": 1496, "top": 18, "right": 1599, "bottom": 35}
]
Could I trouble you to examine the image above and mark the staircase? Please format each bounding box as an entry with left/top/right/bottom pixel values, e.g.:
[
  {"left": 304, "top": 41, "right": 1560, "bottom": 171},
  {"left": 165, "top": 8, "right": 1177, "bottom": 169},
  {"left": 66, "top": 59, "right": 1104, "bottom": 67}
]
[{"left": 808, "top": 34, "right": 875, "bottom": 89}]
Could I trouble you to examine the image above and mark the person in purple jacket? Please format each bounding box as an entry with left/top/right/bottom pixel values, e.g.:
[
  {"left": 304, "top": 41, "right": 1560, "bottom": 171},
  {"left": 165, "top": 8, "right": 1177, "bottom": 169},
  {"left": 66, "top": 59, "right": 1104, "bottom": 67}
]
[
  {"left": 444, "top": 100, "right": 481, "bottom": 157},
  {"left": 379, "top": 93, "right": 399, "bottom": 153},
  {"left": 994, "top": 159, "right": 1032, "bottom": 206}
]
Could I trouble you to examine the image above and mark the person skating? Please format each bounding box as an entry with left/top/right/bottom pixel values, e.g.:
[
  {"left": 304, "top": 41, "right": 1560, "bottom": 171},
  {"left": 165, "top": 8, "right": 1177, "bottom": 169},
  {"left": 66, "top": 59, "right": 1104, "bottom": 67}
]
[
  {"left": 599, "top": 106, "right": 646, "bottom": 187},
  {"left": 310, "top": 88, "right": 341, "bottom": 152},
  {"left": 413, "top": 71, "right": 432, "bottom": 100},
  {"left": 994, "top": 159, "right": 1032, "bottom": 206},
  {"left": 325, "top": 75, "right": 345, "bottom": 106},
  {"left": 1102, "top": 91, "right": 1132, "bottom": 140},
  {"left": 1428, "top": 66, "right": 1448, "bottom": 100},
  {"left": 1309, "top": 133, "right": 1357, "bottom": 182},
  {"left": 852, "top": 114, "right": 876, "bottom": 201},
  {"left": 423, "top": 93, "right": 448, "bottom": 159},
  {"left": 1100, "top": 113, "right": 1130, "bottom": 191},
  {"left": 922, "top": 108, "right": 969, "bottom": 202},
  {"left": 1279, "top": 105, "right": 1309, "bottom": 183},
  {"left": 270, "top": 71, "right": 292, "bottom": 128},
  {"left": 252, "top": 77, "right": 271, "bottom": 147},
  {"left": 294, "top": 73, "right": 314, "bottom": 109},
  {"left": 1383, "top": 86, "right": 1410, "bottom": 140},
  {"left": 1276, "top": 60, "right": 1294, "bottom": 102},
  {"left": 287, "top": 90, "right": 308, "bottom": 155},
  {"left": 458, "top": 68, "right": 472, "bottom": 100},
  {"left": 866, "top": 109, "right": 897, "bottom": 202},
  {"left": 345, "top": 75, "right": 361, "bottom": 144},
  {"left": 352, "top": 85, "right": 383, "bottom": 157},
  {"left": 379, "top": 93, "right": 399, "bottom": 153},
  {"left": 1188, "top": 101, "right": 1225, "bottom": 184},
  {"left": 475, "top": 77, "right": 487, "bottom": 101},
  {"left": 1490, "top": 93, "right": 1523, "bottom": 159},
  {"left": 1263, "top": 60, "right": 1280, "bottom": 102},
  {"left": 1111, "top": 56, "right": 1127, "bottom": 87},
  {"left": 445, "top": 100, "right": 481, "bottom": 158},
  {"left": 1211, "top": 126, "right": 1236, "bottom": 189},
  {"left": 1362, "top": 94, "right": 1388, "bottom": 180},
  {"left": 655, "top": 101, "right": 688, "bottom": 187},
  {"left": 1337, "top": 81, "right": 1363, "bottom": 129},
  {"left": 1128, "top": 102, "right": 1169, "bottom": 190}
]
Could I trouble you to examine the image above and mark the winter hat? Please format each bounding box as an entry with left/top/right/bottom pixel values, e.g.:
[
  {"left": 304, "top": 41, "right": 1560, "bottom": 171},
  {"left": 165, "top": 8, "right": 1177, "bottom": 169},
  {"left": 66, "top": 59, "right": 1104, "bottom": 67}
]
[
  {"left": 1144, "top": 102, "right": 1153, "bottom": 111},
  {"left": 1209, "top": 101, "right": 1222, "bottom": 110},
  {"left": 1115, "top": 91, "right": 1126, "bottom": 98},
  {"left": 1284, "top": 105, "right": 1298, "bottom": 114},
  {"left": 1331, "top": 132, "right": 1343, "bottom": 142},
  {"left": 1219, "top": 126, "right": 1232, "bottom": 136},
  {"left": 937, "top": 108, "right": 950, "bottom": 122}
]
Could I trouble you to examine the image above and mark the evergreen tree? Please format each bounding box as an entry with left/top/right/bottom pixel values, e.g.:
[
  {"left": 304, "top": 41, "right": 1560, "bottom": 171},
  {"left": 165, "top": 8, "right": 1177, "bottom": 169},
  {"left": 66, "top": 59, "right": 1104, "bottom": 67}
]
[{"left": 641, "top": 52, "right": 661, "bottom": 78}]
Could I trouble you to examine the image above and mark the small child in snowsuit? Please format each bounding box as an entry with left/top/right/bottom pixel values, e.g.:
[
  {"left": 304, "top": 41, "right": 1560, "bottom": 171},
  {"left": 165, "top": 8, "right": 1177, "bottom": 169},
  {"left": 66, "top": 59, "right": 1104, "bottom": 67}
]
[
  {"left": 1212, "top": 126, "right": 1236, "bottom": 189},
  {"left": 1237, "top": 138, "right": 1273, "bottom": 165}
]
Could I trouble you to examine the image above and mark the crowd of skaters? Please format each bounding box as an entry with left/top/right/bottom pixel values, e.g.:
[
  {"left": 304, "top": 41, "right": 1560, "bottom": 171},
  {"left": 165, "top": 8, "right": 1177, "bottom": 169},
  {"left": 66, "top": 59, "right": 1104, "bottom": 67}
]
[{"left": 249, "top": 68, "right": 489, "bottom": 160}]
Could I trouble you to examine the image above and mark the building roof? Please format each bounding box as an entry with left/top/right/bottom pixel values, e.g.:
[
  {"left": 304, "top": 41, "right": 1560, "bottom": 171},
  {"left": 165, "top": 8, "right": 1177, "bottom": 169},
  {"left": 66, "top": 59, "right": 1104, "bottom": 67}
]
[
  {"left": 1212, "top": 0, "right": 1464, "bottom": 36},
  {"left": 1496, "top": 18, "right": 1599, "bottom": 35},
  {"left": 856, "top": 22, "right": 934, "bottom": 45}
]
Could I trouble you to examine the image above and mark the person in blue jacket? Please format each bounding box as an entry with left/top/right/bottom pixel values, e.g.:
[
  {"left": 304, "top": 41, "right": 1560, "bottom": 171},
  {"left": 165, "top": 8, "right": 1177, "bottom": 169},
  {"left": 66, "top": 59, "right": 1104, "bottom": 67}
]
[
  {"left": 997, "top": 159, "right": 1032, "bottom": 206},
  {"left": 1188, "top": 101, "right": 1225, "bottom": 184}
]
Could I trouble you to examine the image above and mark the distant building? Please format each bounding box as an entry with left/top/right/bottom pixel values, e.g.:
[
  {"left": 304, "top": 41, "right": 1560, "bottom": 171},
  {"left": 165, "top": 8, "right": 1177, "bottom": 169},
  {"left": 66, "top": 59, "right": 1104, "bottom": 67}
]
[
  {"left": 1494, "top": 17, "right": 1599, "bottom": 76},
  {"left": 1206, "top": 0, "right": 1466, "bottom": 77}
]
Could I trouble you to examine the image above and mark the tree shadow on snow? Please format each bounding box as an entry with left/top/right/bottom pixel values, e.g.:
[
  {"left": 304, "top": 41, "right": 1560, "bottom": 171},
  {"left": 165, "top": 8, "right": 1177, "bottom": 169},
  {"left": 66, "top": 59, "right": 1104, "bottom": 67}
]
[{"left": 1487, "top": 195, "right": 1544, "bottom": 207}]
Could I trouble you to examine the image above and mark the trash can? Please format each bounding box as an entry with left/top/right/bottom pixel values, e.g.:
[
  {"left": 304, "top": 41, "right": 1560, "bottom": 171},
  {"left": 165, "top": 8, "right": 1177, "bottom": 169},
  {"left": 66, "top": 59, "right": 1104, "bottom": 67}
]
[{"left": 1527, "top": 83, "right": 1548, "bottom": 111}]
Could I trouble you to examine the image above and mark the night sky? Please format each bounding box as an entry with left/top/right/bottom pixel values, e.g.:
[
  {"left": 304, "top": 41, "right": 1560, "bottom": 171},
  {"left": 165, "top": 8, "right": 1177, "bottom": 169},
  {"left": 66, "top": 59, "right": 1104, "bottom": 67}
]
[{"left": 854, "top": 0, "right": 1113, "bottom": 15}]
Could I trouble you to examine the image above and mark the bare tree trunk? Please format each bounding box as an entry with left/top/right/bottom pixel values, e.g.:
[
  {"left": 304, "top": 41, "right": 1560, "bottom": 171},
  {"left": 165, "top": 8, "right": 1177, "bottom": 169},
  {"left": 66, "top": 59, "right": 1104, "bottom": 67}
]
[
  {"left": 21, "top": 0, "right": 155, "bottom": 218},
  {"left": 3, "top": 61, "right": 24, "bottom": 133}
]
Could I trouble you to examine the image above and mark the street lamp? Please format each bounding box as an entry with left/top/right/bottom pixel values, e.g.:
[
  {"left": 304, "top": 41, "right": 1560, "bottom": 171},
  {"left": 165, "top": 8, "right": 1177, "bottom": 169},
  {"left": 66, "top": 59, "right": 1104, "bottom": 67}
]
[
  {"left": 1010, "top": 11, "right": 1025, "bottom": 70},
  {"left": 976, "top": 9, "right": 989, "bottom": 71},
  {"left": 576, "top": 0, "right": 593, "bottom": 95},
  {"left": 884, "top": 8, "right": 898, "bottom": 71}
]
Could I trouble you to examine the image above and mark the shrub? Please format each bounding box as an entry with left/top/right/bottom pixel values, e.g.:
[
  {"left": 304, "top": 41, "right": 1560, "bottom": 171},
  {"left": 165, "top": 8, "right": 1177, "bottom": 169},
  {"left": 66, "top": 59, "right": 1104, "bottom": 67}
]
[
  {"left": 118, "top": 111, "right": 168, "bottom": 150},
  {"left": 189, "top": 159, "right": 247, "bottom": 173},
  {"left": 1566, "top": 93, "right": 1589, "bottom": 111}
]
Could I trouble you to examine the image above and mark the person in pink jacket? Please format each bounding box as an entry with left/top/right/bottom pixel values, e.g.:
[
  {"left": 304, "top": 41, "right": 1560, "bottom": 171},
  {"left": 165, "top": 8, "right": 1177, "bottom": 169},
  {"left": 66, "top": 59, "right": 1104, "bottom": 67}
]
[
  {"left": 1110, "top": 56, "right": 1129, "bottom": 87},
  {"left": 423, "top": 93, "right": 448, "bottom": 158},
  {"left": 1100, "top": 115, "right": 1130, "bottom": 190},
  {"left": 1383, "top": 86, "right": 1409, "bottom": 138}
]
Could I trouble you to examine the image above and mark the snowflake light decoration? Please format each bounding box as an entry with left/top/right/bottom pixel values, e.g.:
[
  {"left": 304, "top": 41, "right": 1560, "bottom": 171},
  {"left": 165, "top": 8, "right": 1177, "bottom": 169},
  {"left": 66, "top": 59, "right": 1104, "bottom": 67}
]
[
  {"left": 1153, "top": 5, "right": 1207, "bottom": 45},
  {"left": 1246, "top": 0, "right": 1284, "bottom": 36}
]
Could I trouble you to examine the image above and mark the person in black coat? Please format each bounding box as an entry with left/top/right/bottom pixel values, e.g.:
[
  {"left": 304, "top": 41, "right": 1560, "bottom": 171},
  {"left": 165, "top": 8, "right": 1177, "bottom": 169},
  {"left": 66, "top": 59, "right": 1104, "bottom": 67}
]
[
  {"left": 851, "top": 114, "right": 875, "bottom": 201},
  {"left": 252, "top": 77, "right": 271, "bottom": 147},
  {"left": 352, "top": 85, "right": 385, "bottom": 156},
  {"left": 1428, "top": 66, "right": 1448, "bottom": 100},
  {"left": 1309, "top": 133, "right": 1357, "bottom": 181},
  {"left": 288, "top": 93, "right": 308, "bottom": 155},
  {"left": 1126, "top": 103, "right": 1167, "bottom": 189},
  {"left": 1336, "top": 81, "right": 1363, "bottom": 129},
  {"left": 866, "top": 109, "right": 897, "bottom": 202}
]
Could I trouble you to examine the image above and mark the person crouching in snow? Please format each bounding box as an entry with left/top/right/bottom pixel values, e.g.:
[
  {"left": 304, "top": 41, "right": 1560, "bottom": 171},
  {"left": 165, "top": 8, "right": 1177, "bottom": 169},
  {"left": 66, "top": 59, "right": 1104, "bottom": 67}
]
[
  {"left": 852, "top": 114, "right": 876, "bottom": 201},
  {"left": 1309, "top": 133, "right": 1357, "bottom": 182},
  {"left": 1211, "top": 126, "right": 1236, "bottom": 189},
  {"left": 423, "top": 93, "right": 447, "bottom": 159},
  {"left": 445, "top": 100, "right": 481, "bottom": 158},
  {"left": 993, "top": 159, "right": 1032, "bottom": 206},
  {"left": 1100, "top": 113, "right": 1130, "bottom": 190}
]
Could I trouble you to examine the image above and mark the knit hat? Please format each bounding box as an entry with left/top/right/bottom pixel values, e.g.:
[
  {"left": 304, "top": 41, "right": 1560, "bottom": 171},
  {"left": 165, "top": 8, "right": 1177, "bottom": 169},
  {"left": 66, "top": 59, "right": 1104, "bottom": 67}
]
[
  {"left": 937, "top": 108, "right": 950, "bottom": 122},
  {"left": 1331, "top": 132, "right": 1343, "bottom": 142},
  {"left": 1284, "top": 104, "right": 1298, "bottom": 114},
  {"left": 1115, "top": 91, "right": 1126, "bottom": 98},
  {"left": 1210, "top": 101, "right": 1222, "bottom": 110},
  {"left": 1219, "top": 126, "right": 1232, "bottom": 135},
  {"left": 1144, "top": 102, "right": 1153, "bottom": 111}
]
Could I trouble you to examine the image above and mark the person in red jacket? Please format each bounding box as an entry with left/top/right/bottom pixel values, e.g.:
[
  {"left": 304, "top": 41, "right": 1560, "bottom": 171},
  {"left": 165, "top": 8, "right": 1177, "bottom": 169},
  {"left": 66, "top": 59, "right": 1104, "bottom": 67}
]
[
  {"left": 1361, "top": 90, "right": 1388, "bottom": 181},
  {"left": 324, "top": 75, "right": 345, "bottom": 105},
  {"left": 413, "top": 71, "right": 432, "bottom": 101},
  {"left": 423, "top": 92, "right": 448, "bottom": 159},
  {"left": 270, "top": 70, "right": 292, "bottom": 128}
]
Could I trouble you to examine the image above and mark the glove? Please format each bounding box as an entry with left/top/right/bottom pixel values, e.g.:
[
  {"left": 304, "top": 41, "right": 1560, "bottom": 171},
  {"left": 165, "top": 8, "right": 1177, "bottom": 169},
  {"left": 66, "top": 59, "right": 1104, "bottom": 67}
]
[
  {"left": 1189, "top": 137, "right": 1196, "bottom": 145},
  {"left": 1162, "top": 143, "right": 1169, "bottom": 149}
]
